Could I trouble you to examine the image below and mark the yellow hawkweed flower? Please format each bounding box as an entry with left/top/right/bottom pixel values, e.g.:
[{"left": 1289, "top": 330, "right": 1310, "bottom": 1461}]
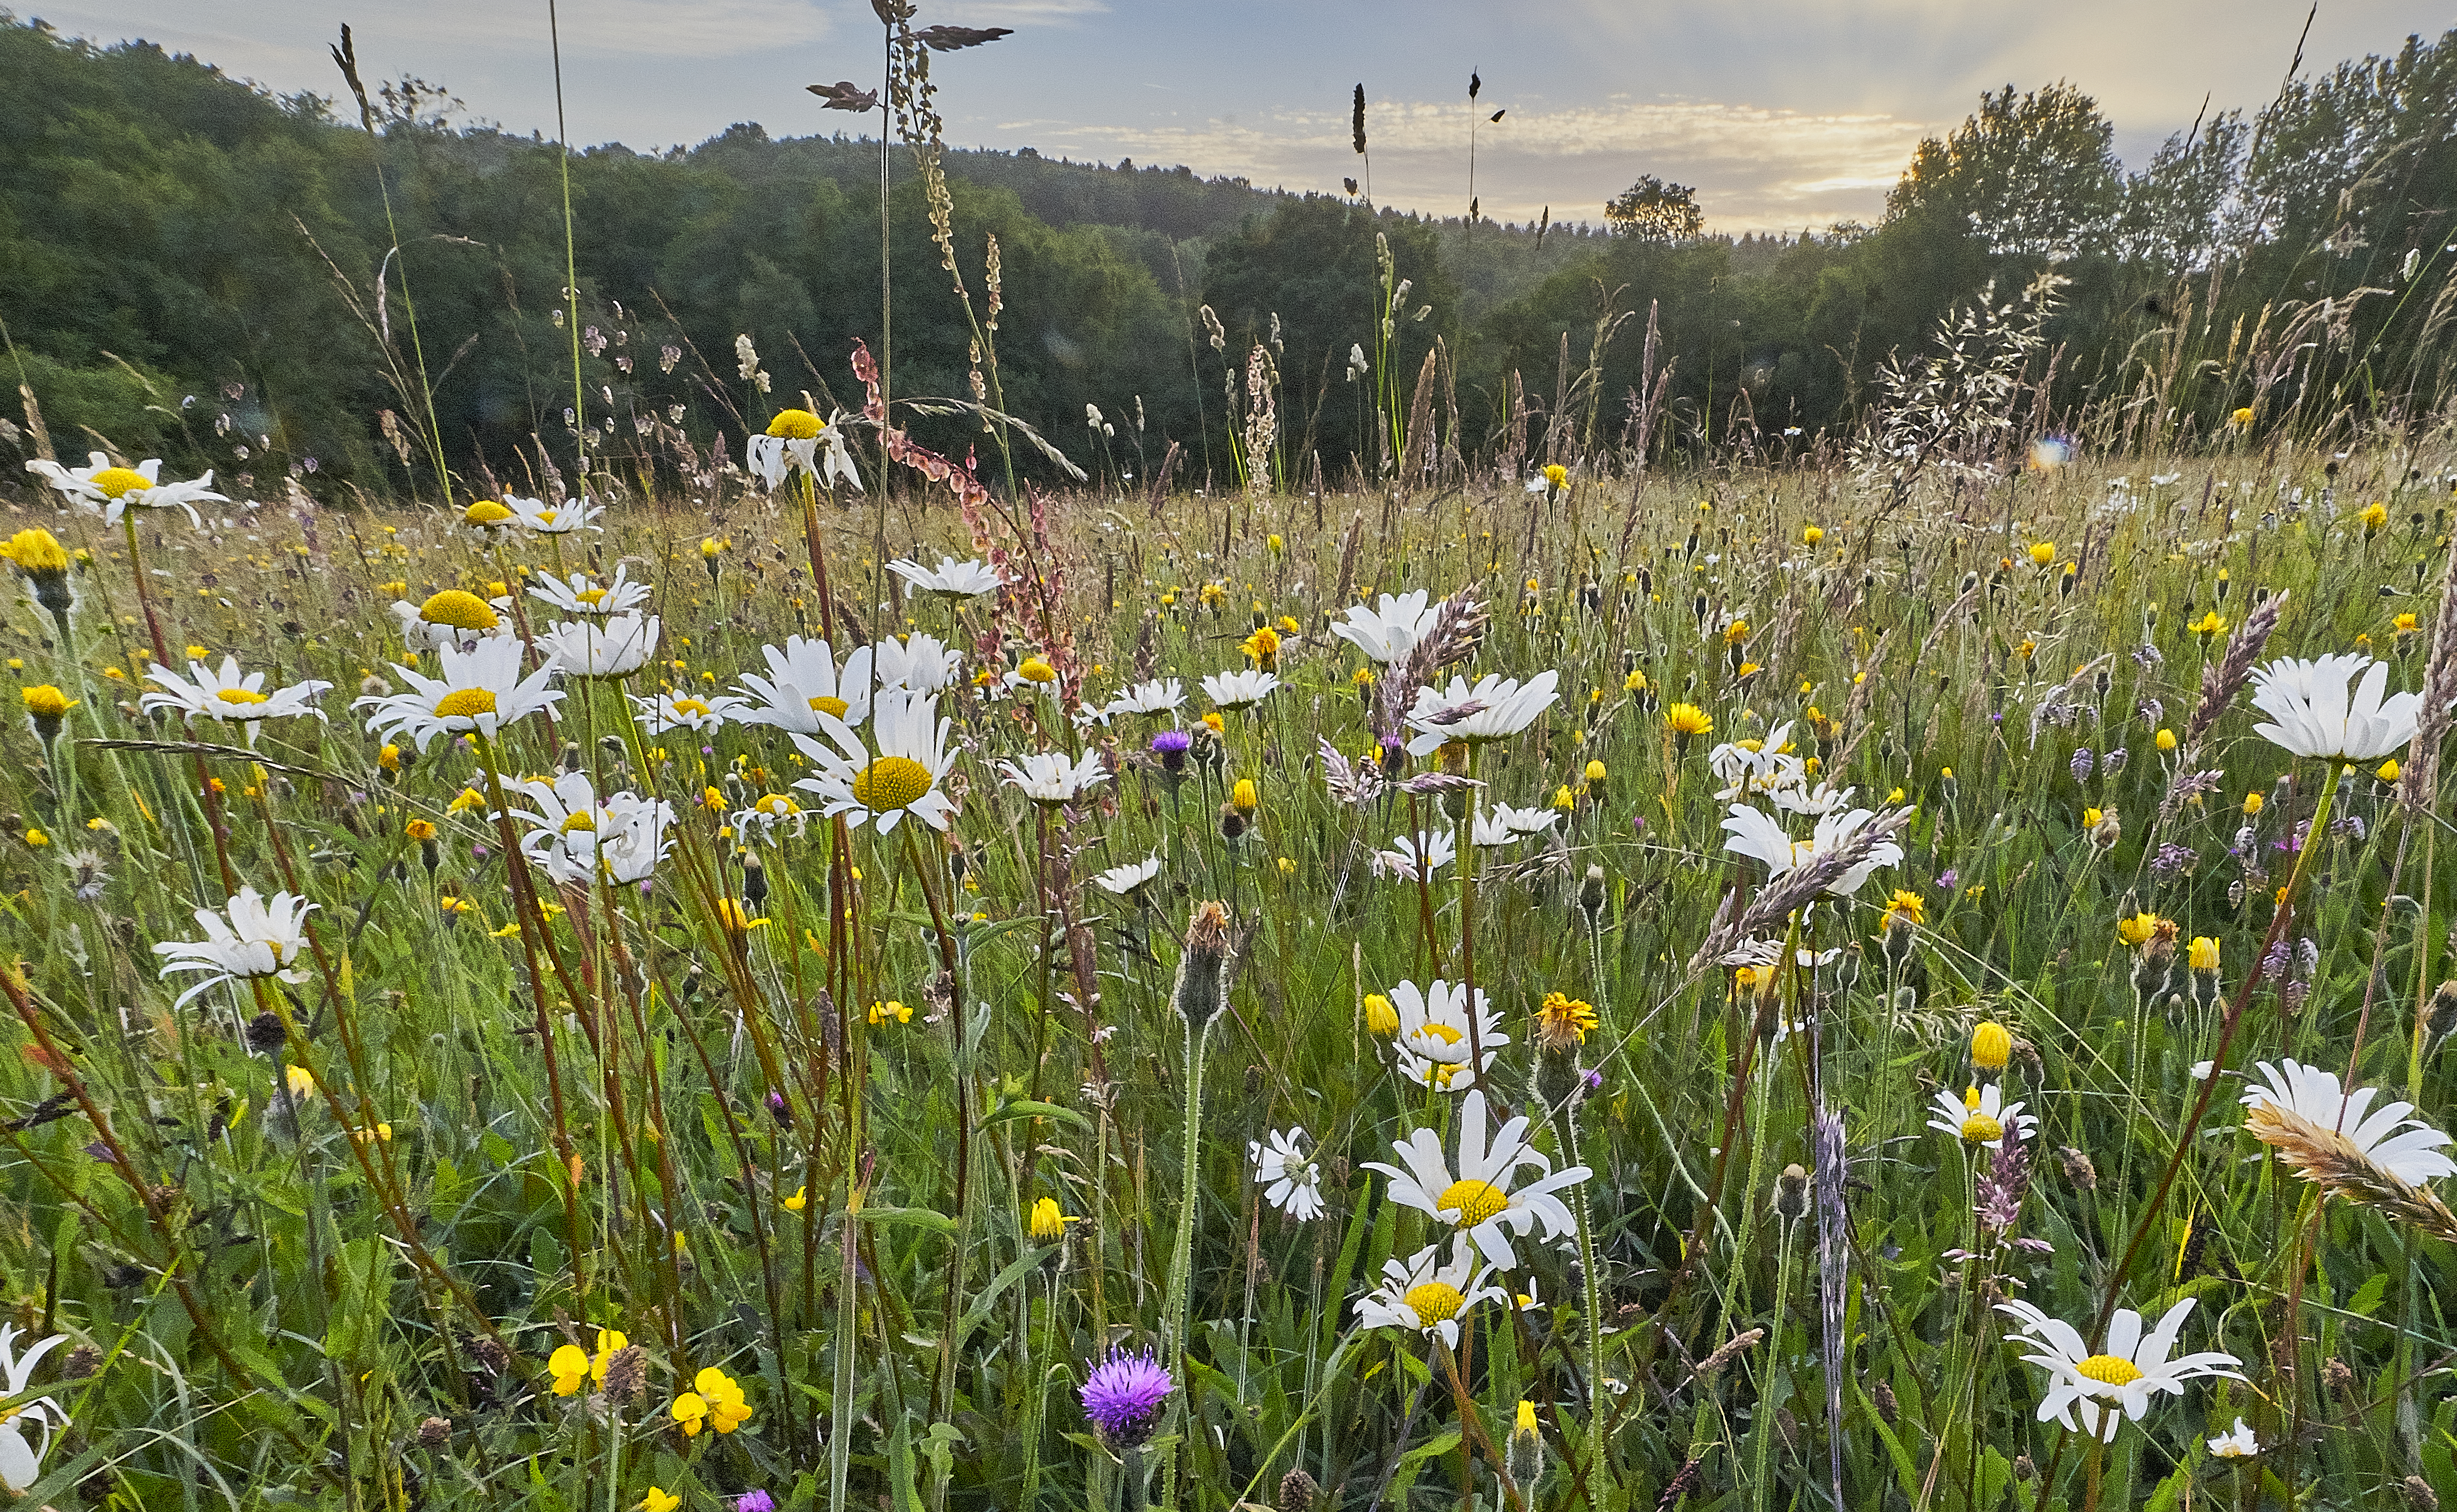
[
  {"left": 1535, "top": 991, "right": 1598, "bottom": 1050},
  {"left": 1883, "top": 889, "right": 1925, "bottom": 928},
  {"left": 1029, "top": 1197, "right": 1073, "bottom": 1243},
  {"left": 1722, "top": 620, "right": 1750, "bottom": 646},
  {"left": 2028, "top": 541, "right": 2056, "bottom": 567},
  {"left": 2378, "top": 758, "right": 2402, "bottom": 784},
  {"left": 1241, "top": 625, "right": 1281, "bottom": 669},
  {"left": 2116, "top": 912, "right": 2162, "bottom": 948},
  {"left": 1231, "top": 778, "right": 1258, "bottom": 814},
  {"left": 642, "top": 1491, "right": 680, "bottom": 1512},
  {"left": 2242, "top": 792, "right": 2263, "bottom": 816},
  {"left": 285, "top": 1064, "right": 317, "bottom": 1099},
  {"left": 405, "top": 818, "right": 437, "bottom": 842},
  {"left": 2230, "top": 406, "right": 2254, "bottom": 426},
  {"left": 784, "top": 1185, "right": 808, "bottom": 1212},
  {"left": 21, "top": 684, "right": 75, "bottom": 723},
  {"left": 1801, "top": 525, "right": 1824, "bottom": 546},
  {"left": 1542, "top": 463, "right": 1569, "bottom": 490},
  {"left": 2155, "top": 728, "right": 2177, "bottom": 752},
  {"left": 2189, "top": 936, "right": 2221, "bottom": 974},
  {"left": 1666, "top": 703, "right": 1713, "bottom": 739},
  {"left": 2361, "top": 501, "right": 2388, "bottom": 534}
]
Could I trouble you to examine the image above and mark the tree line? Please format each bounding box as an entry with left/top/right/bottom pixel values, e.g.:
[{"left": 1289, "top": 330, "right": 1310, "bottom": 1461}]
[{"left": 1, "top": 15, "right": 2452, "bottom": 504}]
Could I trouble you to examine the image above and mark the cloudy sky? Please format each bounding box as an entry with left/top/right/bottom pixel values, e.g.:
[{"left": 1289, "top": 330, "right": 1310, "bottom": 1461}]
[{"left": 33, "top": 0, "right": 2455, "bottom": 230}]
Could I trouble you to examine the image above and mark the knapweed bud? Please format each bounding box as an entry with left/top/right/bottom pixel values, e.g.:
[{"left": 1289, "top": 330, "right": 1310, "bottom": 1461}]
[
  {"left": 1505, "top": 1399, "right": 1545, "bottom": 1491},
  {"left": 1775, "top": 1163, "right": 1808, "bottom": 1221},
  {"left": 1278, "top": 1469, "right": 1322, "bottom": 1512},
  {"left": 1170, "top": 901, "right": 1233, "bottom": 1031},
  {"left": 1577, "top": 865, "right": 1607, "bottom": 927}
]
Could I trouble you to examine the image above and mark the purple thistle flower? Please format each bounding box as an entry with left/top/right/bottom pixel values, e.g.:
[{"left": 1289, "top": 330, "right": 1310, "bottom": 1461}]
[
  {"left": 1081, "top": 1348, "right": 1173, "bottom": 1447},
  {"left": 1938, "top": 868, "right": 1959, "bottom": 891},
  {"left": 1150, "top": 729, "right": 1191, "bottom": 774},
  {"left": 737, "top": 1495, "right": 777, "bottom": 1512}
]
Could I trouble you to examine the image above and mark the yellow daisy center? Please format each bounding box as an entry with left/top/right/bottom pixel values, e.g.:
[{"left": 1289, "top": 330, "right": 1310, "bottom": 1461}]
[
  {"left": 420, "top": 589, "right": 501, "bottom": 631},
  {"left": 1404, "top": 1282, "right": 1467, "bottom": 1324},
  {"left": 434, "top": 688, "right": 498, "bottom": 720},
  {"left": 464, "top": 500, "right": 515, "bottom": 525},
  {"left": 575, "top": 587, "right": 608, "bottom": 606},
  {"left": 2076, "top": 1354, "right": 2143, "bottom": 1387},
  {"left": 1959, "top": 1115, "right": 2004, "bottom": 1143},
  {"left": 561, "top": 811, "right": 597, "bottom": 833},
  {"left": 755, "top": 795, "right": 799, "bottom": 816},
  {"left": 1436, "top": 1179, "right": 1511, "bottom": 1228},
  {"left": 214, "top": 687, "right": 270, "bottom": 706},
  {"left": 808, "top": 695, "right": 849, "bottom": 719},
  {"left": 767, "top": 408, "right": 823, "bottom": 440},
  {"left": 851, "top": 755, "right": 932, "bottom": 812},
  {"left": 89, "top": 466, "right": 151, "bottom": 499},
  {"left": 1417, "top": 1022, "right": 1464, "bottom": 1046},
  {"left": 534, "top": 508, "right": 559, "bottom": 525},
  {"left": 671, "top": 698, "right": 711, "bottom": 719}
]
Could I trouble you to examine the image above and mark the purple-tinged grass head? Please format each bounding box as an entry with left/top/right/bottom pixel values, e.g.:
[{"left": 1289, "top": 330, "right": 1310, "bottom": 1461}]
[{"left": 1082, "top": 1347, "right": 1173, "bottom": 1447}]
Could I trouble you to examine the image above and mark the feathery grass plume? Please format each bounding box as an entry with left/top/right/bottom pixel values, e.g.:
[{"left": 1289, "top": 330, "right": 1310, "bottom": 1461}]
[
  {"left": 1372, "top": 587, "right": 1485, "bottom": 744},
  {"left": 2244, "top": 1109, "right": 2457, "bottom": 1245},
  {"left": 2401, "top": 529, "right": 2457, "bottom": 809},
  {"left": 2183, "top": 589, "right": 2285, "bottom": 751},
  {"left": 1692, "top": 1327, "right": 1764, "bottom": 1380},
  {"left": 1692, "top": 807, "right": 1912, "bottom": 971}
]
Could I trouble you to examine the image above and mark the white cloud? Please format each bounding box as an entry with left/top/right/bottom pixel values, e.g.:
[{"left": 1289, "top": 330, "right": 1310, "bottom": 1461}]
[{"left": 1005, "top": 96, "right": 1937, "bottom": 231}]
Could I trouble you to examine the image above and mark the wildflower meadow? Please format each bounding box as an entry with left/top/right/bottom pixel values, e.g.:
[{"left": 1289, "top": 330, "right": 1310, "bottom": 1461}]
[{"left": 7, "top": 10, "right": 2457, "bottom": 1512}]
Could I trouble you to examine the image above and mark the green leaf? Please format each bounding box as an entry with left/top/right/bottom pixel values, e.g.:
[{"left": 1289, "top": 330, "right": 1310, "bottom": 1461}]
[{"left": 858, "top": 1206, "right": 958, "bottom": 1233}]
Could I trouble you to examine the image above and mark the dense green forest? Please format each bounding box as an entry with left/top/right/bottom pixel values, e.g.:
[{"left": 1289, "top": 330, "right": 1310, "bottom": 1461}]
[{"left": 1, "top": 13, "right": 2453, "bottom": 502}]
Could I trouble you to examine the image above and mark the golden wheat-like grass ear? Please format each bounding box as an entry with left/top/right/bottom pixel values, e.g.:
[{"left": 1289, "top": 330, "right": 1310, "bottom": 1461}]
[{"left": 2246, "top": 1103, "right": 2457, "bottom": 1246}]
